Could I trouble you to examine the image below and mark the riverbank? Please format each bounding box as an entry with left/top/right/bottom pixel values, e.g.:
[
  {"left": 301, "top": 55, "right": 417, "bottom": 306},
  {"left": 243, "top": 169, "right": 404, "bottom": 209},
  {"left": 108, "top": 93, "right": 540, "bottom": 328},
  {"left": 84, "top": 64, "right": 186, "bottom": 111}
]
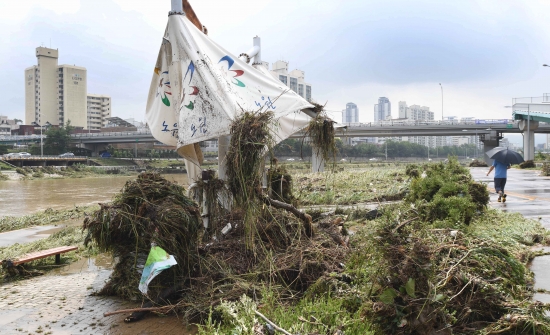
[
  {"left": 2, "top": 161, "right": 550, "bottom": 334},
  {"left": 0, "top": 205, "right": 98, "bottom": 233},
  {"left": 0, "top": 165, "right": 137, "bottom": 181}
]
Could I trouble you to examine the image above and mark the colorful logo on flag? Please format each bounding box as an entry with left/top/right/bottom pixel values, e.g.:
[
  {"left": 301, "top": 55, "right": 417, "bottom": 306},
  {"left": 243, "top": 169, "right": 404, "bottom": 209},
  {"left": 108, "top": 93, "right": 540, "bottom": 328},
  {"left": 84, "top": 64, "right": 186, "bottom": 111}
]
[
  {"left": 218, "top": 55, "right": 245, "bottom": 87},
  {"left": 181, "top": 61, "right": 199, "bottom": 111},
  {"left": 155, "top": 67, "right": 172, "bottom": 107}
]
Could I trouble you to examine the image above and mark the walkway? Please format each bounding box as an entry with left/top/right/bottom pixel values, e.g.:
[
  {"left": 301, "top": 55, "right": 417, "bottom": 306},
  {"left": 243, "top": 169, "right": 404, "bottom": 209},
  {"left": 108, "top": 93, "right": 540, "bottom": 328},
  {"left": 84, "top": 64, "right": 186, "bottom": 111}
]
[
  {"left": 470, "top": 167, "right": 550, "bottom": 305},
  {"left": 470, "top": 167, "right": 550, "bottom": 228},
  {"left": 0, "top": 257, "right": 197, "bottom": 334}
]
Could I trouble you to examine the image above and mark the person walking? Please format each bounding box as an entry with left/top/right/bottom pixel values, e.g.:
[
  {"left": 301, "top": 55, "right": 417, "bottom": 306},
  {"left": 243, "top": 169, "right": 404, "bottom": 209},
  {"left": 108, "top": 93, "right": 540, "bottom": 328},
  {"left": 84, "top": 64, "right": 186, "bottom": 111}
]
[{"left": 486, "top": 160, "right": 511, "bottom": 202}]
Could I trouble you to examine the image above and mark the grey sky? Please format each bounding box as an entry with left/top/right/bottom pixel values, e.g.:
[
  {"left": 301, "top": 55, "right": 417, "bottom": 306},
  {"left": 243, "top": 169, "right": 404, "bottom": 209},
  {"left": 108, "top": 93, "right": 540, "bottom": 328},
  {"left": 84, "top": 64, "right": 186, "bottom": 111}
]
[{"left": 1, "top": 0, "right": 549, "bottom": 145}]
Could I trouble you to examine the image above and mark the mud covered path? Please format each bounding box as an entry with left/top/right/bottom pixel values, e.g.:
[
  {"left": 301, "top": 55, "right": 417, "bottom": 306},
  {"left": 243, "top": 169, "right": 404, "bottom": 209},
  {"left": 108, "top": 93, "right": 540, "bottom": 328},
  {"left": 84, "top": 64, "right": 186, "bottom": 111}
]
[{"left": 0, "top": 257, "right": 197, "bottom": 334}]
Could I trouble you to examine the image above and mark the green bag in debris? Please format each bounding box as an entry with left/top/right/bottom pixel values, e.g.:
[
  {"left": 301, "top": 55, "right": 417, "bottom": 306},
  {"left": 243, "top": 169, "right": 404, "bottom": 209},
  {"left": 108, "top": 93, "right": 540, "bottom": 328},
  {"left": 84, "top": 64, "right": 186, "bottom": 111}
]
[{"left": 138, "top": 246, "right": 177, "bottom": 295}]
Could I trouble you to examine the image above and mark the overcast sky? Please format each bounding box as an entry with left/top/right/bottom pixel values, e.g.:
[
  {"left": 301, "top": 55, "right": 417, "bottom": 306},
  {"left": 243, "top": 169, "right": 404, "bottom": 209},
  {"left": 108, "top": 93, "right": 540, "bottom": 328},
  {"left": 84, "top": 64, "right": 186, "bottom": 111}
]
[{"left": 1, "top": 0, "right": 549, "bottom": 144}]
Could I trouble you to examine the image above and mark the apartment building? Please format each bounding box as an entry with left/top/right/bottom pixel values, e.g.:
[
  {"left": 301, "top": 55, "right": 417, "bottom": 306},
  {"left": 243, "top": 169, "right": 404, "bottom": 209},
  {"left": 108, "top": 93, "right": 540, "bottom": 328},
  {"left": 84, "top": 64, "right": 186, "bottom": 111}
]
[
  {"left": 396, "top": 101, "right": 436, "bottom": 147},
  {"left": 270, "top": 60, "right": 312, "bottom": 102},
  {"left": 25, "top": 47, "right": 110, "bottom": 130},
  {"left": 87, "top": 94, "right": 112, "bottom": 130},
  {"left": 374, "top": 97, "right": 391, "bottom": 122}
]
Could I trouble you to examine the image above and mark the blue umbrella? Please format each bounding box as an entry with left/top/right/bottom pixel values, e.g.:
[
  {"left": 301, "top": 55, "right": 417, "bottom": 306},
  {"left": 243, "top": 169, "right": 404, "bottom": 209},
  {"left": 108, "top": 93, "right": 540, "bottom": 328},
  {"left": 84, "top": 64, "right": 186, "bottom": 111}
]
[{"left": 485, "top": 147, "right": 525, "bottom": 165}]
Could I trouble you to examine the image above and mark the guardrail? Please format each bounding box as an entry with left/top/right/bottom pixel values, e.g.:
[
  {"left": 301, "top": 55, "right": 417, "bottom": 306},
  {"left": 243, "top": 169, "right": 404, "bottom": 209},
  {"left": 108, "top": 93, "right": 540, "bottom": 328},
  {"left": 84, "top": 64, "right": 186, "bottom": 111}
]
[
  {"left": 71, "top": 130, "right": 153, "bottom": 138},
  {"left": 1, "top": 156, "right": 87, "bottom": 160},
  {"left": 339, "top": 120, "right": 514, "bottom": 127},
  {"left": 89, "top": 165, "right": 139, "bottom": 171}
]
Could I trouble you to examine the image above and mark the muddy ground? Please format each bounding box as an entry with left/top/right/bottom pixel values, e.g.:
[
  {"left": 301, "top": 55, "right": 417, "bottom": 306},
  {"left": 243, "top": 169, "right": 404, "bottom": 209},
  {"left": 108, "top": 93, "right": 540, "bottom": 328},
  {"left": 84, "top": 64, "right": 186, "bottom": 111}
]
[{"left": 0, "top": 256, "right": 197, "bottom": 335}]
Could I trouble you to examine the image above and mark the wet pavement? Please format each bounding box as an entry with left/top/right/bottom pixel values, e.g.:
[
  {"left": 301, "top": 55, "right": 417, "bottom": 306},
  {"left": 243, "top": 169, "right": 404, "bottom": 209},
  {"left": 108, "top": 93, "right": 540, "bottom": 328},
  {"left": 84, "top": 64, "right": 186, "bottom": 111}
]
[
  {"left": 0, "top": 218, "right": 83, "bottom": 248},
  {"left": 0, "top": 255, "right": 197, "bottom": 335},
  {"left": 470, "top": 167, "right": 550, "bottom": 228},
  {"left": 0, "top": 225, "right": 68, "bottom": 248},
  {"left": 470, "top": 167, "right": 550, "bottom": 305}
]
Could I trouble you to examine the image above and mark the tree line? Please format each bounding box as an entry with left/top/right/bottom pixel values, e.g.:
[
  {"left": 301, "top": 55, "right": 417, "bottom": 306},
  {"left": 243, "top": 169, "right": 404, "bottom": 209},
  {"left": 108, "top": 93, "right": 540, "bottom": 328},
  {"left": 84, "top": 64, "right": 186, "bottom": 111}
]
[{"left": 273, "top": 138, "right": 482, "bottom": 159}]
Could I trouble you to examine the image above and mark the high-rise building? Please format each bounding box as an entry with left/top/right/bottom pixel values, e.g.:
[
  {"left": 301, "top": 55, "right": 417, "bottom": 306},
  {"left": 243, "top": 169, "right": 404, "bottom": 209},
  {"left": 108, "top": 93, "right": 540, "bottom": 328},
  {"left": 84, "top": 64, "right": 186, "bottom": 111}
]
[
  {"left": 270, "top": 60, "right": 312, "bottom": 102},
  {"left": 25, "top": 47, "right": 110, "bottom": 130},
  {"left": 398, "top": 101, "right": 408, "bottom": 119},
  {"left": 397, "top": 101, "right": 436, "bottom": 147},
  {"left": 374, "top": 97, "right": 391, "bottom": 121},
  {"left": 86, "top": 94, "right": 112, "bottom": 130},
  {"left": 343, "top": 103, "right": 359, "bottom": 123}
]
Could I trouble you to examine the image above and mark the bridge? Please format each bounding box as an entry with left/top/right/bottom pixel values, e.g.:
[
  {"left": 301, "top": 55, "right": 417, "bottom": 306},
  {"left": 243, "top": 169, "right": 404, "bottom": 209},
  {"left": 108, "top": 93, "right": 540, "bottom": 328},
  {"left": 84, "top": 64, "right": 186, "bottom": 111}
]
[
  {"left": 2, "top": 119, "right": 550, "bottom": 163},
  {"left": 0, "top": 155, "right": 88, "bottom": 167}
]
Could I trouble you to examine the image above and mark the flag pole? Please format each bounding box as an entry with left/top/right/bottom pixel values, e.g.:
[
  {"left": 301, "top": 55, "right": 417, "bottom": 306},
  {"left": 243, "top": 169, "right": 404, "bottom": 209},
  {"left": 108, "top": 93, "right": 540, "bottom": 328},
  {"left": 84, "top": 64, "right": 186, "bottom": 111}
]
[{"left": 170, "top": 0, "right": 183, "bottom": 14}]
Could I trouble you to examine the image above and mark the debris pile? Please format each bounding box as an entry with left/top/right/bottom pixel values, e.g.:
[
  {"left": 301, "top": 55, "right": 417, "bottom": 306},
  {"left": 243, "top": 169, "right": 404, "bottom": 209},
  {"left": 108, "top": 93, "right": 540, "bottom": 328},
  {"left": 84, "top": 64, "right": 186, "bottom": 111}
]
[
  {"left": 225, "top": 111, "right": 275, "bottom": 250},
  {"left": 468, "top": 159, "right": 488, "bottom": 167},
  {"left": 302, "top": 103, "right": 336, "bottom": 168},
  {"left": 83, "top": 172, "right": 202, "bottom": 299},
  {"left": 406, "top": 158, "right": 489, "bottom": 225},
  {"left": 83, "top": 111, "right": 345, "bottom": 322},
  {"left": 519, "top": 160, "right": 536, "bottom": 169},
  {"left": 363, "top": 158, "right": 550, "bottom": 334}
]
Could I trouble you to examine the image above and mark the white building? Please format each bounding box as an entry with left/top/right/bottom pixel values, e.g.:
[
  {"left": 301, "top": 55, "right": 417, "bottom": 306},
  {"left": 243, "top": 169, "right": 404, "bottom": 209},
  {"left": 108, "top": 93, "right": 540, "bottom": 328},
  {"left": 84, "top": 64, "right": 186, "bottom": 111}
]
[
  {"left": 270, "top": 60, "right": 312, "bottom": 102},
  {"left": 397, "top": 102, "right": 436, "bottom": 147},
  {"left": 25, "top": 47, "right": 110, "bottom": 130},
  {"left": 0, "top": 115, "right": 17, "bottom": 136},
  {"left": 87, "top": 94, "right": 112, "bottom": 130}
]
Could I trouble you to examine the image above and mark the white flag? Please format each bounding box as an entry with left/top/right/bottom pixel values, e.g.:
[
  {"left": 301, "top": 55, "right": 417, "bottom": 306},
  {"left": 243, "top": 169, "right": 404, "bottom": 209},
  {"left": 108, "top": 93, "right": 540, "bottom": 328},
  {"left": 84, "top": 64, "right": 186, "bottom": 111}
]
[{"left": 146, "top": 14, "right": 313, "bottom": 152}]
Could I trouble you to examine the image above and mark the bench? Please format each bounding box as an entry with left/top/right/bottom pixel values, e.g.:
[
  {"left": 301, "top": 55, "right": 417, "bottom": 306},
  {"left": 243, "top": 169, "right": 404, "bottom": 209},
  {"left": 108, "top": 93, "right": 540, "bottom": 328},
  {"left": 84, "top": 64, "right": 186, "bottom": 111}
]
[{"left": 0, "top": 246, "right": 78, "bottom": 267}]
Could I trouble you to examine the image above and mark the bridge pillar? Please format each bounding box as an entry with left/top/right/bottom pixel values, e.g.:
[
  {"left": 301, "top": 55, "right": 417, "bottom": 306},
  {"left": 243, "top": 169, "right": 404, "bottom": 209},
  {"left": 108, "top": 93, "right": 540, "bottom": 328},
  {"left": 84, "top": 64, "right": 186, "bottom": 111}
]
[
  {"left": 519, "top": 120, "right": 539, "bottom": 161},
  {"left": 311, "top": 146, "right": 325, "bottom": 173},
  {"left": 481, "top": 130, "right": 500, "bottom": 166}
]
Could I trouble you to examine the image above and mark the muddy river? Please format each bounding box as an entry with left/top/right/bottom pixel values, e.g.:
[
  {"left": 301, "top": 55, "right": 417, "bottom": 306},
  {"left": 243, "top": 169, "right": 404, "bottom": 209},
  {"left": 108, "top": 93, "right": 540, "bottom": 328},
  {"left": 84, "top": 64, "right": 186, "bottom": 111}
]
[
  {"left": 0, "top": 173, "right": 199, "bottom": 334},
  {"left": 0, "top": 174, "right": 189, "bottom": 218}
]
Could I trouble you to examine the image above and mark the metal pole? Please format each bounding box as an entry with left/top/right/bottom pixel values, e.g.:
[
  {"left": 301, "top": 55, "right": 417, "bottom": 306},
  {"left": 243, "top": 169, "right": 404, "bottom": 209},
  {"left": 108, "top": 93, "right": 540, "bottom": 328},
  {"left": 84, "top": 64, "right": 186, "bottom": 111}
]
[
  {"left": 40, "top": 125, "right": 43, "bottom": 157},
  {"left": 170, "top": 0, "right": 183, "bottom": 13},
  {"left": 253, "top": 36, "right": 261, "bottom": 64},
  {"left": 527, "top": 105, "right": 530, "bottom": 160}
]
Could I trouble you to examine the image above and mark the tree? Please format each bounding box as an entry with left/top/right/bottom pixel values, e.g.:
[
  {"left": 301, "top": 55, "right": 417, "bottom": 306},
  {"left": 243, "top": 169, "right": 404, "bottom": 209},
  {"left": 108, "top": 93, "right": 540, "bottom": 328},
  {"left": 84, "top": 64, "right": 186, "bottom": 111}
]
[{"left": 44, "top": 121, "right": 74, "bottom": 154}]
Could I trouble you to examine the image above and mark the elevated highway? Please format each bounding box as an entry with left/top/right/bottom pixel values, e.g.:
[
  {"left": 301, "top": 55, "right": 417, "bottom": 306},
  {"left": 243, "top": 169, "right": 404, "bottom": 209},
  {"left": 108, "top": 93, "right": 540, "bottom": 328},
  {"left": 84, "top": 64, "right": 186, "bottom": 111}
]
[
  {"left": 2, "top": 120, "right": 549, "bottom": 146},
  {"left": 2, "top": 119, "right": 550, "bottom": 162}
]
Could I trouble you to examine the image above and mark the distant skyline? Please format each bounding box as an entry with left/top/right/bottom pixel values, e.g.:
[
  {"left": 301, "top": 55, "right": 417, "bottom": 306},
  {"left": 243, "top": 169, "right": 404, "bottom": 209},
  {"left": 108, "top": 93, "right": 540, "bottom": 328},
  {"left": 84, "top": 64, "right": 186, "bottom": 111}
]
[{"left": 1, "top": 0, "right": 549, "bottom": 145}]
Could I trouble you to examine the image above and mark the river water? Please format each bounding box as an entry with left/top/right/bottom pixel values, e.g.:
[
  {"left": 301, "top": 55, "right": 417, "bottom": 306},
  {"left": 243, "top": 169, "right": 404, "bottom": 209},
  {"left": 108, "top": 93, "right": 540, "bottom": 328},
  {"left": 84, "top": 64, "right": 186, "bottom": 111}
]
[{"left": 0, "top": 173, "right": 189, "bottom": 218}]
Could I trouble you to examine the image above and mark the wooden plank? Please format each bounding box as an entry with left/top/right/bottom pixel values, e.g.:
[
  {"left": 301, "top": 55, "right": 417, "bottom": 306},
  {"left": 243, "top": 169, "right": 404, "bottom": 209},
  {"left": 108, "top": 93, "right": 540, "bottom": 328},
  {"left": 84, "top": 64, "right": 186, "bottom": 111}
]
[{"left": 12, "top": 246, "right": 78, "bottom": 266}]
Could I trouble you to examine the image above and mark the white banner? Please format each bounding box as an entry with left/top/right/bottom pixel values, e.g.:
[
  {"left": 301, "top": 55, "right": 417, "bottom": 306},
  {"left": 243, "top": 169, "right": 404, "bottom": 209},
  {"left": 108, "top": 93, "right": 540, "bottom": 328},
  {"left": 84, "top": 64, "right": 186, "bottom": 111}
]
[{"left": 146, "top": 14, "right": 313, "bottom": 151}]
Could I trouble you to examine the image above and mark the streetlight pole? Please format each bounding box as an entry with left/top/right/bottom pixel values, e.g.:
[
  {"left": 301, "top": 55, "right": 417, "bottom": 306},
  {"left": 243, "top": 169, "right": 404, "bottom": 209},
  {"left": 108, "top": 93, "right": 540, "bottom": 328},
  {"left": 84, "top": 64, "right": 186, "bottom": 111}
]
[
  {"left": 439, "top": 83, "right": 443, "bottom": 120},
  {"left": 32, "top": 122, "right": 43, "bottom": 157},
  {"left": 32, "top": 121, "right": 50, "bottom": 157}
]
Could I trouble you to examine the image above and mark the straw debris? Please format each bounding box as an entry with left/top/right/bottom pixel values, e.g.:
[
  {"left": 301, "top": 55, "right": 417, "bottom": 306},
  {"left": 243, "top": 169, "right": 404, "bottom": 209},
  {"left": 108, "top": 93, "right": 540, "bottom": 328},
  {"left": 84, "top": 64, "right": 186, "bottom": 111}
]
[
  {"left": 84, "top": 172, "right": 344, "bottom": 321},
  {"left": 302, "top": 103, "right": 337, "bottom": 168},
  {"left": 361, "top": 158, "right": 550, "bottom": 334},
  {"left": 83, "top": 172, "right": 202, "bottom": 299}
]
